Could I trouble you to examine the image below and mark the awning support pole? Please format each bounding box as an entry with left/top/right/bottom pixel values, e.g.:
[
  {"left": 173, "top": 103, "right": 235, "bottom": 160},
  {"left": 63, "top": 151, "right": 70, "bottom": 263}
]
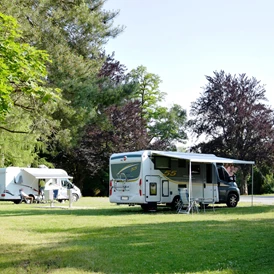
[
  {"left": 189, "top": 160, "right": 192, "bottom": 206},
  {"left": 251, "top": 165, "right": 254, "bottom": 207}
]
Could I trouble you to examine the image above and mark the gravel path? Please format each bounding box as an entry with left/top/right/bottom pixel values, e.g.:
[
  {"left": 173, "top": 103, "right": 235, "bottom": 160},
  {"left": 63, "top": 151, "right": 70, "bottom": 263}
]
[{"left": 240, "top": 195, "right": 274, "bottom": 205}]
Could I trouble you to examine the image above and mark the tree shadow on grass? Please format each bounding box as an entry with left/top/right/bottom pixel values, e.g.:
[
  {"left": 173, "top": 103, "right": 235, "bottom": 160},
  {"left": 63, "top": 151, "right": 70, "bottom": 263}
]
[
  {"left": 0, "top": 216, "right": 274, "bottom": 273},
  {"left": 0, "top": 202, "right": 273, "bottom": 218}
]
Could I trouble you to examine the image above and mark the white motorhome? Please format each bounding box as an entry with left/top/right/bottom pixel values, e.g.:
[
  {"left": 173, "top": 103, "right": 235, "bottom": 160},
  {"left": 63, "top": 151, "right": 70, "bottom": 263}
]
[
  {"left": 0, "top": 167, "right": 82, "bottom": 203},
  {"left": 109, "top": 150, "right": 254, "bottom": 211}
]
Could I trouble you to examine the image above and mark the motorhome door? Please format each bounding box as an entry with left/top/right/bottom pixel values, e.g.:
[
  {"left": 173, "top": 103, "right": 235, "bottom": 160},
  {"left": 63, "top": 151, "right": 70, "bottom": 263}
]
[
  {"left": 145, "top": 175, "right": 161, "bottom": 202},
  {"left": 203, "top": 164, "right": 219, "bottom": 201}
]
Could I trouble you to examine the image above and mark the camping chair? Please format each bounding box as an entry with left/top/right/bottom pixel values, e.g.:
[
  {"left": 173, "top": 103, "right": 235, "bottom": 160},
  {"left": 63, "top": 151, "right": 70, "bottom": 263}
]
[
  {"left": 177, "top": 188, "right": 200, "bottom": 214},
  {"left": 188, "top": 198, "right": 200, "bottom": 214},
  {"left": 19, "top": 194, "right": 28, "bottom": 204},
  {"left": 19, "top": 193, "right": 32, "bottom": 204},
  {"left": 177, "top": 188, "right": 190, "bottom": 214},
  {"left": 19, "top": 190, "right": 33, "bottom": 204}
]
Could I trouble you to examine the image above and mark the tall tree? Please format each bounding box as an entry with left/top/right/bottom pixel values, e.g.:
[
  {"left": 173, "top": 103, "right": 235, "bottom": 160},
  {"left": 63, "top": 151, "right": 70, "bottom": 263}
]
[
  {"left": 0, "top": 12, "right": 61, "bottom": 166},
  {"left": 0, "top": 12, "right": 60, "bottom": 121},
  {"left": 2, "top": 0, "right": 123, "bottom": 107},
  {"left": 129, "top": 65, "right": 165, "bottom": 121},
  {"left": 129, "top": 66, "right": 187, "bottom": 149},
  {"left": 48, "top": 53, "right": 139, "bottom": 193},
  {"left": 149, "top": 104, "right": 187, "bottom": 147},
  {"left": 1, "top": 0, "right": 125, "bottom": 147},
  {"left": 57, "top": 100, "right": 149, "bottom": 195},
  {"left": 188, "top": 70, "right": 274, "bottom": 194}
]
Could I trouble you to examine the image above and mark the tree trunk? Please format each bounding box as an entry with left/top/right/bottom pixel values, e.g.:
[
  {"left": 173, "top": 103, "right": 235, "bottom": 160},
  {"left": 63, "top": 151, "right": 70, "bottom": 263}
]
[
  {"left": 240, "top": 173, "right": 249, "bottom": 195},
  {"left": 240, "top": 181, "right": 248, "bottom": 195}
]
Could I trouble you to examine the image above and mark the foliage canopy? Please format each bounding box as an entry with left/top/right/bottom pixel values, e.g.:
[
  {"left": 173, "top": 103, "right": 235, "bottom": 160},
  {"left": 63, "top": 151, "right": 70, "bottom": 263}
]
[
  {"left": 189, "top": 70, "right": 274, "bottom": 193},
  {"left": 0, "top": 12, "right": 60, "bottom": 121}
]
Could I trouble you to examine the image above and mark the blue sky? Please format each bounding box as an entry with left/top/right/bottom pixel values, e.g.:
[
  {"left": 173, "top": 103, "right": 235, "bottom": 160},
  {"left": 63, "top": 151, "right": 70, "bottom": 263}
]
[{"left": 104, "top": 0, "right": 274, "bottom": 114}]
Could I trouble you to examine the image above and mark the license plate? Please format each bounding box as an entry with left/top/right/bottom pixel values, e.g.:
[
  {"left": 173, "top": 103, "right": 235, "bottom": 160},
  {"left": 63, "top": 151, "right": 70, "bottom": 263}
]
[{"left": 121, "top": 196, "right": 129, "bottom": 200}]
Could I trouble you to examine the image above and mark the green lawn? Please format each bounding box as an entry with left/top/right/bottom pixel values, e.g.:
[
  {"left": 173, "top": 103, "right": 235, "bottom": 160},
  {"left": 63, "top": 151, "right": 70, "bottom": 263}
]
[{"left": 0, "top": 198, "right": 273, "bottom": 274}]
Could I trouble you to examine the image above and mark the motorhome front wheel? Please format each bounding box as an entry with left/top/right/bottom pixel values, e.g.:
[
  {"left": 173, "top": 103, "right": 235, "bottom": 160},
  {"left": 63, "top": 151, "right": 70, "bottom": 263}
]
[{"left": 226, "top": 193, "right": 238, "bottom": 207}]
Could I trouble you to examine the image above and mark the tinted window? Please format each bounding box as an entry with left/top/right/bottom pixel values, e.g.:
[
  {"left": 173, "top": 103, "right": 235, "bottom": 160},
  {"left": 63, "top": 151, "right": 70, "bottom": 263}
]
[
  {"left": 188, "top": 164, "right": 200, "bottom": 174},
  {"left": 206, "top": 164, "right": 212, "bottom": 183},
  {"left": 178, "top": 159, "right": 187, "bottom": 168},
  {"left": 150, "top": 183, "right": 157, "bottom": 195},
  {"left": 155, "top": 157, "right": 170, "bottom": 169}
]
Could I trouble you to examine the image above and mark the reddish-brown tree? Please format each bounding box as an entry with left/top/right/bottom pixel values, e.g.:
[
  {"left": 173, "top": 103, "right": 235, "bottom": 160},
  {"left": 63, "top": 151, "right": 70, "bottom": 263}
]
[{"left": 189, "top": 70, "right": 274, "bottom": 194}]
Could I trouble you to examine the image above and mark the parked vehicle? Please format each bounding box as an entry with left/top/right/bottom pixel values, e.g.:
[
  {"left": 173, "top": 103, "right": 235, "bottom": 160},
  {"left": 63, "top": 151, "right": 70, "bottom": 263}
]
[
  {"left": 0, "top": 167, "right": 82, "bottom": 203},
  {"left": 109, "top": 150, "right": 254, "bottom": 211}
]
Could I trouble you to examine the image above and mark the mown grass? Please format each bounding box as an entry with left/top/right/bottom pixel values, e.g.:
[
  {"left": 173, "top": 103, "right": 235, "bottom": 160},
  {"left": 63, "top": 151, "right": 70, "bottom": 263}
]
[{"left": 0, "top": 198, "right": 273, "bottom": 274}]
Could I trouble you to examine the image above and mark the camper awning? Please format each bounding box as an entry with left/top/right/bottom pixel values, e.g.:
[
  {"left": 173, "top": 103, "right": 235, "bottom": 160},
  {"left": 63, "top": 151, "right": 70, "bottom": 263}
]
[
  {"left": 151, "top": 151, "right": 255, "bottom": 165},
  {"left": 22, "top": 168, "right": 72, "bottom": 179}
]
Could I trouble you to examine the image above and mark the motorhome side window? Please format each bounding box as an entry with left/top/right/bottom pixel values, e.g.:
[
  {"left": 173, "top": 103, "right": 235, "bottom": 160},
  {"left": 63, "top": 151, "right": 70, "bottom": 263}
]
[
  {"left": 206, "top": 164, "right": 212, "bottom": 183},
  {"left": 154, "top": 156, "right": 170, "bottom": 169},
  {"left": 162, "top": 180, "right": 169, "bottom": 197},
  {"left": 188, "top": 164, "right": 200, "bottom": 174},
  {"left": 178, "top": 159, "right": 186, "bottom": 168},
  {"left": 150, "top": 183, "right": 157, "bottom": 196}
]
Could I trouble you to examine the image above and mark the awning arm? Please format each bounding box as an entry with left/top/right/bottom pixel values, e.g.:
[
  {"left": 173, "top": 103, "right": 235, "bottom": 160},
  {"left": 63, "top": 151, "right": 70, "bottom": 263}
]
[
  {"left": 251, "top": 165, "right": 254, "bottom": 206},
  {"left": 189, "top": 160, "right": 192, "bottom": 205}
]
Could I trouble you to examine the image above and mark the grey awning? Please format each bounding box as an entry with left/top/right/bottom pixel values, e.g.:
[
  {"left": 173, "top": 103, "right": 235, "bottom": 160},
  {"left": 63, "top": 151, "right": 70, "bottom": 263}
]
[
  {"left": 22, "top": 168, "right": 72, "bottom": 179},
  {"left": 151, "top": 151, "right": 255, "bottom": 165}
]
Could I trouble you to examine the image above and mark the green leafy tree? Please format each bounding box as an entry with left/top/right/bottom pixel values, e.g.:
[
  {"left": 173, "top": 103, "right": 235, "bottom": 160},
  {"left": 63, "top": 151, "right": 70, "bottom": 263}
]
[
  {"left": 129, "top": 66, "right": 187, "bottom": 149},
  {"left": 251, "top": 165, "right": 274, "bottom": 194},
  {"left": 46, "top": 53, "right": 139, "bottom": 193},
  {"left": 0, "top": 12, "right": 61, "bottom": 166},
  {"left": 55, "top": 100, "right": 149, "bottom": 195},
  {"left": 2, "top": 0, "right": 123, "bottom": 109},
  {"left": 0, "top": 12, "right": 60, "bottom": 121},
  {"left": 129, "top": 65, "right": 166, "bottom": 121},
  {"left": 1, "top": 0, "right": 128, "bottom": 172},
  {"left": 149, "top": 104, "right": 187, "bottom": 146},
  {"left": 1, "top": 0, "right": 125, "bottom": 150},
  {"left": 188, "top": 70, "right": 274, "bottom": 194}
]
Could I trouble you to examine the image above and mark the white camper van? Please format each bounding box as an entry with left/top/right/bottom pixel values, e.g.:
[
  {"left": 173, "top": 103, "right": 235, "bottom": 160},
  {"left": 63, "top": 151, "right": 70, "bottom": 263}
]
[
  {"left": 109, "top": 150, "right": 254, "bottom": 211},
  {"left": 0, "top": 167, "right": 82, "bottom": 203}
]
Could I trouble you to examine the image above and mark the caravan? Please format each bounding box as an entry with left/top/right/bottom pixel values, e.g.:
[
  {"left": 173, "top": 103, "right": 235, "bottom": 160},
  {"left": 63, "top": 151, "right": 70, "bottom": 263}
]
[
  {"left": 0, "top": 167, "right": 82, "bottom": 203},
  {"left": 109, "top": 150, "right": 254, "bottom": 211}
]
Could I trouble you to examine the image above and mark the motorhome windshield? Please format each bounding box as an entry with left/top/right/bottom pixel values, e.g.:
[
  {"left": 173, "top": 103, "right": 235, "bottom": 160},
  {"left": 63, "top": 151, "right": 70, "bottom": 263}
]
[{"left": 111, "top": 162, "right": 141, "bottom": 180}]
